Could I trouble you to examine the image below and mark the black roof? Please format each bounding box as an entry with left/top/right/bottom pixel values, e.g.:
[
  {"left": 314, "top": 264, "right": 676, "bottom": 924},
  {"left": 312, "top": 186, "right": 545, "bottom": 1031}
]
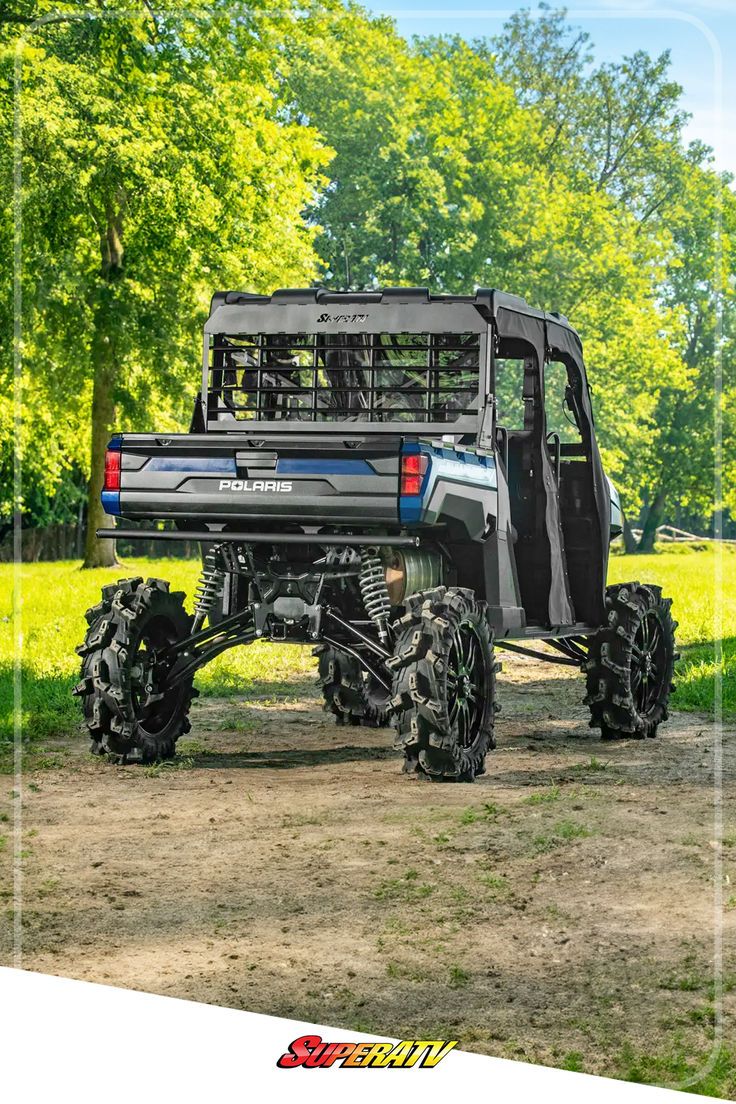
[{"left": 208, "top": 286, "right": 575, "bottom": 335}]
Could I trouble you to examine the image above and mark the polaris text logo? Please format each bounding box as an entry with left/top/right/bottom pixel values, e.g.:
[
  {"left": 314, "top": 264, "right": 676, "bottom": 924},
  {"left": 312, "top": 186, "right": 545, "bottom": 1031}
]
[
  {"left": 316, "top": 312, "right": 368, "bottom": 324},
  {"left": 218, "top": 479, "right": 293, "bottom": 493}
]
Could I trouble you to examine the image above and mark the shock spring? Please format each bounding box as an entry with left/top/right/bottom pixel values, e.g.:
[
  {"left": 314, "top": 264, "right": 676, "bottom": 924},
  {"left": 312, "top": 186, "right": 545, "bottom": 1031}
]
[
  {"left": 359, "top": 547, "right": 391, "bottom": 642},
  {"left": 192, "top": 545, "right": 226, "bottom": 632}
]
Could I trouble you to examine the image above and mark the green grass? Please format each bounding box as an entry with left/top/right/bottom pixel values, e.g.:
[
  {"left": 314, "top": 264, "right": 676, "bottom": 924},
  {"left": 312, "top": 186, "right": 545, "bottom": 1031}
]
[
  {"left": 374, "top": 871, "right": 435, "bottom": 902},
  {"left": 532, "top": 818, "right": 593, "bottom": 853},
  {"left": 0, "top": 558, "right": 316, "bottom": 744},
  {"left": 448, "top": 964, "right": 470, "bottom": 988},
  {"left": 617, "top": 1042, "right": 735, "bottom": 1098},
  {"left": 552, "top": 1038, "right": 735, "bottom": 1097},
  {"left": 554, "top": 819, "right": 592, "bottom": 840},
  {"left": 459, "top": 802, "right": 499, "bottom": 824},
  {"left": 521, "top": 786, "right": 561, "bottom": 805},
  {"left": 0, "top": 543, "right": 733, "bottom": 745}
]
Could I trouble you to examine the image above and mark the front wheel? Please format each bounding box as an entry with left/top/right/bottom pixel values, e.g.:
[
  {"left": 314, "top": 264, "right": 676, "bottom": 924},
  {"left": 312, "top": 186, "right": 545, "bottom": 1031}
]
[
  {"left": 74, "top": 577, "right": 197, "bottom": 762},
  {"left": 583, "top": 582, "right": 678, "bottom": 739},
  {"left": 388, "top": 587, "right": 499, "bottom": 781}
]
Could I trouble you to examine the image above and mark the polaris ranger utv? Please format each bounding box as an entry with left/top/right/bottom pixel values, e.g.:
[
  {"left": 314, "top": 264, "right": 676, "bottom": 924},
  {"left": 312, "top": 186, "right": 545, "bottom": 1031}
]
[{"left": 75, "top": 287, "right": 677, "bottom": 781}]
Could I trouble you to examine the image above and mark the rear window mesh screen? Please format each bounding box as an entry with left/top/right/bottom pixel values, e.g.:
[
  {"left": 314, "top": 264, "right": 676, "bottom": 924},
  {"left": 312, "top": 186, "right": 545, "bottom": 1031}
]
[{"left": 206, "top": 333, "right": 481, "bottom": 423}]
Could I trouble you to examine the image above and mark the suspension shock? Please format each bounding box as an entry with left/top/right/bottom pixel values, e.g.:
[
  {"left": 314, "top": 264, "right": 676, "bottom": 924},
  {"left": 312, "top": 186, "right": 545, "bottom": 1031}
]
[
  {"left": 359, "top": 547, "right": 391, "bottom": 642},
  {"left": 192, "top": 545, "right": 226, "bottom": 632}
]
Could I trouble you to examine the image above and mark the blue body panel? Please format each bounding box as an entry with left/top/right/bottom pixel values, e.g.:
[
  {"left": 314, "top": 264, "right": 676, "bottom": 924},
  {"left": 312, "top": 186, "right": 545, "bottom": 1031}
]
[
  {"left": 399, "top": 442, "right": 497, "bottom": 525},
  {"left": 101, "top": 490, "right": 120, "bottom": 516}
]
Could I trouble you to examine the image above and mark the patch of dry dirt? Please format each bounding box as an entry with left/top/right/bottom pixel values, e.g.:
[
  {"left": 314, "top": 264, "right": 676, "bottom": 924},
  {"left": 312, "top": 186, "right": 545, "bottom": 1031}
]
[{"left": 2, "top": 654, "right": 734, "bottom": 1082}]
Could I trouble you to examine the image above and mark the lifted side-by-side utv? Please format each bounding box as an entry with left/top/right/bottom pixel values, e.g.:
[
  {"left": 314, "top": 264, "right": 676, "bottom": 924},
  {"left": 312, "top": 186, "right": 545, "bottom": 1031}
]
[{"left": 75, "top": 287, "right": 678, "bottom": 780}]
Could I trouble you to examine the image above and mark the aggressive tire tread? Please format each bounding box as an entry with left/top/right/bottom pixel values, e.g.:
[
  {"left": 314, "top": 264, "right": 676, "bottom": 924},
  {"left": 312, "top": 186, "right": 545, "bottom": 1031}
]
[
  {"left": 583, "top": 581, "right": 677, "bottom": 740},
  {"left": 74, "top": 577, "right": 196, "bottom": 762},
  {"left": 315, "top": 646, "right": 390, "bottom": 727},
  {"left": 389, "top": 586, "right": 498, "bottom": 781}
]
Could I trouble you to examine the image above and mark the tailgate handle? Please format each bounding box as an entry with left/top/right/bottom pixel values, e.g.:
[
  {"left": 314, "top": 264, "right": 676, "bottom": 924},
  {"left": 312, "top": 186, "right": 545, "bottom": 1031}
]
[{"left": 235, "top": 451, "right": 277, "bottom": 468}]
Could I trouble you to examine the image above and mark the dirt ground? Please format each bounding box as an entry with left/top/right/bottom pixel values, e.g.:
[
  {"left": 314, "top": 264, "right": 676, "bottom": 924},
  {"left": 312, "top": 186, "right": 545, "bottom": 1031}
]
[{"left": 2, "top": 653, "right": 734, "bottom": 1086}]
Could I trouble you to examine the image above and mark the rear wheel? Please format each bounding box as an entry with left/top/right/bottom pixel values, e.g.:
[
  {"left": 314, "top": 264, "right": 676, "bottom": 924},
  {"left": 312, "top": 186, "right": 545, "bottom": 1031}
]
[
  {"left": 583, "top": 582, "right": 677, "bottom": 739},
  {"left": 74, "top": 577, "right": 196, "bottom": 762},
  {"left": 315, "top": 646, "right": 391, "bottom": 727},
  {"left": 389, "top": 587, "right": 498, "bottom": 781}
]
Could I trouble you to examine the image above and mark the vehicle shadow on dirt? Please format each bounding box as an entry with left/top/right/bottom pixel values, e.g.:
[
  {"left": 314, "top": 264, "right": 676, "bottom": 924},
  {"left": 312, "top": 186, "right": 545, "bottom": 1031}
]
[
  {"left": 196, "top": 674, "right": 318, "bottom": 700},
  {"left": 187, "top": 743, "right": 396, "bottom": 769},
  {"left": 182, "top": 656, "right": 726, "bottom": 789}
]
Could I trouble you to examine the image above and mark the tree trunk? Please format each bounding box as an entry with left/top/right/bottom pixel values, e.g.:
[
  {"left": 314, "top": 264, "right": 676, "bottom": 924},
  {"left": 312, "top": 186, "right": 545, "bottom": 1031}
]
[
  {"left": 622, "top": 515, "right": 638, "bottom": 554},
  {"left": 637, "top": 489, "right": 666, "bottom": 553},
  {"left": 82, "top": 323, "right": 118, "bottom": 568},
  {"left": 82, "top": 201, "right": 125, "bottom": 568}
]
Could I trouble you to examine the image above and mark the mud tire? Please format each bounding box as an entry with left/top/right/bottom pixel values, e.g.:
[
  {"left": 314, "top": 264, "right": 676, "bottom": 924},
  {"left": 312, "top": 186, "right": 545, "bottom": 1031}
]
[
  {"left": 388, "top": 587, "right": 498, "bottom": 781},
  {"left": 315, "top": 646, "right": 391, "bottom": 727},
  {"left": 74, "top": 577, "right": 197, "bottom": 763},
  {"left": 583, "top": 582, "right": 677, "bottom": 740}
]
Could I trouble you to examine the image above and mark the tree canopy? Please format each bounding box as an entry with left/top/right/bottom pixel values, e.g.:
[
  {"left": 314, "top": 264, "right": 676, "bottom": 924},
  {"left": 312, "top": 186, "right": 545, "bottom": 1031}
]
[
  {"left": 1, "top": 1, "right": 732, "bottom": 553},
  {"left": 1, "top": 1, "right": 329, "bottom": 561}
]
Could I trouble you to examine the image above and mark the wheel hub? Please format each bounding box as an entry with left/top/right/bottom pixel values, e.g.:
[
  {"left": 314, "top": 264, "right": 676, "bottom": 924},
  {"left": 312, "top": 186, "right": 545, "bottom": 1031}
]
[
  {"left": 447, "top": 620, "right": 486, "bottom": 750},
  {"left": 635, "top": 641, "right": 655, "bottom": 680},
  {"left": 631, "top": 608, "right": 665, "bottom": 715},
  {"left": 129, "top": 624, "right": 179, "bottom": 725}
]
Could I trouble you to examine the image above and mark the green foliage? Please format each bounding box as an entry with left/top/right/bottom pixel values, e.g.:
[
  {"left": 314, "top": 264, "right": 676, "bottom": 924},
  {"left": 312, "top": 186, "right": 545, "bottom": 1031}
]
[
  {"left": 289, "top": 5, "right": 733, "bottom": 534},
  {"left": 1, "top": 2, "right": 732, "bottom": 548},
  {"left": 488, "top": 7, "right": 735, "bottom": 530},
  {"left": 0, "top": 2, "right": 329, "bottom": 524}
]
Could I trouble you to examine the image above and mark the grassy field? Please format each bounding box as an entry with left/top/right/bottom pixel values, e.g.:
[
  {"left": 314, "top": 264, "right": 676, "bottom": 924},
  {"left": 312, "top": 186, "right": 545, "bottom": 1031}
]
[{"left": 0, "top": 544, "right": 733, "bottom": 745}]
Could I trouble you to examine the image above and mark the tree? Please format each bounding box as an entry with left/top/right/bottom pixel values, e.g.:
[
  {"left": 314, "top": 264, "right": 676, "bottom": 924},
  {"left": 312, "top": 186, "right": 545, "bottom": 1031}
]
[
  {"left": 3, "top": 0, "right": 731, "bottom": 558},
  {"left": 488, "top": 4, "right": 734, "bottom": 547},
  {"left": 1, "top": 2, "right": 329, "bottom": 563},
  {"left": 288, "top": 10, "right": 688, "bottom": 527},
  {"left": 634, "top": 169, "right": 736, "bottom": 549}
]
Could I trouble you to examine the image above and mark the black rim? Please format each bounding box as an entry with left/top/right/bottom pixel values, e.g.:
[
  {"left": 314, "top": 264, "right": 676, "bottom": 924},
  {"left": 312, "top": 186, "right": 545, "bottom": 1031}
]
[
  {"left": 129, "top": 614, "right": 182, "bottom": 735},
  {"left": 447, "top": 618, "right": 485, "bottom": 749},
  {"left": 631, "top": 608, "right": 667, "bottom": 715}
]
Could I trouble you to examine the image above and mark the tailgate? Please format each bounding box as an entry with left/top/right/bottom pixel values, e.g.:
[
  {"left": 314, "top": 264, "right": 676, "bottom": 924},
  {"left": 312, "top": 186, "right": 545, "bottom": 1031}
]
[{"left": 111, "top": 432, "right": 403, "bottom": 527}]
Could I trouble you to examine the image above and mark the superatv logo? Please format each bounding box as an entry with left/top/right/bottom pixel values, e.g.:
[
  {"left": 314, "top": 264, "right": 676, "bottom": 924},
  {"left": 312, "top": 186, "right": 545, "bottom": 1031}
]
[
  {"left": 316, "top": 312, "right": 369, "bottom": 324},
  {"left": 277, "top": 1035, "right": 457, "bottom": 1069},
  {"left": 218, "top": 479, "right": 293, "bottom": 492}
]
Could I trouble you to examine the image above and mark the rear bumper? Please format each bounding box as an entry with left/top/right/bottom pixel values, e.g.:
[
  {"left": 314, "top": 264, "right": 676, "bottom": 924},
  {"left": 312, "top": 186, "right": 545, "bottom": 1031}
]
[{"left": 97, "top": 528, "right": 419, "bottom": 547}]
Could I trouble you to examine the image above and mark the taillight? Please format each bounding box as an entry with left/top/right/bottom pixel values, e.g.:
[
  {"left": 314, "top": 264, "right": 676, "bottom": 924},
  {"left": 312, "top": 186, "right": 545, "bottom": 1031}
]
[
  {"left": 400, "top": 452, "right": 428, "bottom": 496},
  {"left": 104, "top": 449, "right": 121, "bottom": 491}
]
